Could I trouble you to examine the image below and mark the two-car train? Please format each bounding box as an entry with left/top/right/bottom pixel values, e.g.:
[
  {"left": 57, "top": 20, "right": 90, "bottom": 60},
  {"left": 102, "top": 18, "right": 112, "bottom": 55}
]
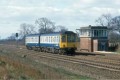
[{"left": 25, "top": 31, "right": 77, "bottom": 55}]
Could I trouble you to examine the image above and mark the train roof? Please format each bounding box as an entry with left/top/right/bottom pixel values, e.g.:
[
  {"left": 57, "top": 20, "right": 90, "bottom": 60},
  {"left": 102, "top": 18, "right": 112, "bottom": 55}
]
[{"left": 26, "top": 31, "right": 76, "bottom": 37}]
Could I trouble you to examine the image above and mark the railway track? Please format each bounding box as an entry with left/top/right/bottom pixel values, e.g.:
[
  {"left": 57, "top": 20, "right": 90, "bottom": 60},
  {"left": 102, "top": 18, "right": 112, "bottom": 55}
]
[
  {"left": 29, "top": 52, "right": 120, "bottom": 71},
  {"left": 27, "top": 52, "right": 120, "bottom": 71},
  {"left": 1, "top": 45, "right": 120, "bottom": 72},
  {"left": 76, "top": 51, "right": 120, "bottom": 61},
  {"left": 2, "top": 45, "right": 120, "bottom": 65},
  {"left": 1, "top": 45, "right": 120, "bottom": 79}
]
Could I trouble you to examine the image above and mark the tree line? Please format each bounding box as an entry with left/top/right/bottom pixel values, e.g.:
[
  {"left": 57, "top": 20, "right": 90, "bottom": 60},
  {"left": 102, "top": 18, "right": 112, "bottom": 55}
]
[
  {"left": 7, "top": 17, "right": 68, "bottom": 40},
  {"left": 7, "top": 14, "right": 120, "bottom": 43},
  {"left": 95, "top": 13, "right": 120, "bottom": 43}
]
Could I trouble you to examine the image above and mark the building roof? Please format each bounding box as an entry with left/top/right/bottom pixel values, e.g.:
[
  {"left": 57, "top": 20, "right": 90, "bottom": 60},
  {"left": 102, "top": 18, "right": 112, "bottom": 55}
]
[{"left": 79, "top": 25, "right": 108, "bottom": 30}]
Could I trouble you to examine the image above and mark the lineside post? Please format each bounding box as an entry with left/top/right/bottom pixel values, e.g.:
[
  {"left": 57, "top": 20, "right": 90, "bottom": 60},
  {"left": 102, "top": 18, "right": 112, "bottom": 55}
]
[{"left": 16, "top": 33, "right": 18, "bottom": 48}]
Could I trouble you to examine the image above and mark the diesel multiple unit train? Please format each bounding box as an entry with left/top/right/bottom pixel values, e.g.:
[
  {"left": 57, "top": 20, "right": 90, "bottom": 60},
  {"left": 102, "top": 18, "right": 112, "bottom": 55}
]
[{"left": 25, "top": 31, "right": 77, "bottom": 55}]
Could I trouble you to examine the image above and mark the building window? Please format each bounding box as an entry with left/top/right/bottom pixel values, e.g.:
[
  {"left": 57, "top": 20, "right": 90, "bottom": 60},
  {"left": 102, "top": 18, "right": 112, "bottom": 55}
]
[
  {"left": 98, "top": 30, "right": 102, "bottom": 37},
  {"left": 94, "top": 30, "right": 97, "bottom": 37},
  {"left": 92, "top": 30, "right": 94, "bottom": 37},
  {"left": 88, "top": 30, "right": 90, "bottom": 36},
  {"left": 105, "top": 30, "right": 107, "bottom": 37},
  {"left": 103, "top": 30, "right": 105, "bottom": 37},
  {"left": 101, "top": 30, "right": 103, "bottom": 37},
  {"left": 80, "top": 30, "right": 83, "bottom": 35}
]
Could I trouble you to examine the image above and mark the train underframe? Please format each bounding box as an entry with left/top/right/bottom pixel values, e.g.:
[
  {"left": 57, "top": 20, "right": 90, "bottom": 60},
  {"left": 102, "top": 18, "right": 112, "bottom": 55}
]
[{"left": 26, "top": 46, "right": 76, "bottom": 55}]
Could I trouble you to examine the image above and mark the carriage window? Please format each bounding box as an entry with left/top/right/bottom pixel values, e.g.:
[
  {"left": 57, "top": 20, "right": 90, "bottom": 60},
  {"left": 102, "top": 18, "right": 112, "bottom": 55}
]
[
  {"left": 56, "top": 36, "right": 59, "bottom": 42},
  {"left": 62, "top": 35, "right": 66, "bottom": 42},
  {"left": 54, "top": 37, "right": 56, "bottom": 42},
  {"left": 46, "top": 37, "right": 48, "bottom": 42},
  {"left": 49, "top": 37, "right": 50, "bottom": 42},
  {"left": 51, "top": 37, "right": 52, "bottom": 42}
]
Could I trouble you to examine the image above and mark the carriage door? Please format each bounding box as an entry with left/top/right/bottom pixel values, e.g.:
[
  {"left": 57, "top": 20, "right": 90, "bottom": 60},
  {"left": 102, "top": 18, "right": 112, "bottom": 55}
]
[{"left": 60, "top": 35, "right": 67, "bottom": 48}]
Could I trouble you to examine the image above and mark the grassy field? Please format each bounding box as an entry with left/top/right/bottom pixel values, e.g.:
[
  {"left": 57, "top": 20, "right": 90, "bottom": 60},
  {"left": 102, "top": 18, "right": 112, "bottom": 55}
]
[
  {"left": 0, "top": 54, "right": 94, "bottom": 80},
  {"left": 0, "top": 56, "right": 44, "bottom": 80},
  {"left": 0, "top": 44, "right": 94, "bottom": 80}
]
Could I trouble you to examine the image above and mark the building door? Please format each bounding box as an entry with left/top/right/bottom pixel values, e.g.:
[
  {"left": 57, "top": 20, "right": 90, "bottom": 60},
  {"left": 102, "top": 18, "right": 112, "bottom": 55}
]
[{"left": 99, "top": 42, "right": 105, "bottom": 51}]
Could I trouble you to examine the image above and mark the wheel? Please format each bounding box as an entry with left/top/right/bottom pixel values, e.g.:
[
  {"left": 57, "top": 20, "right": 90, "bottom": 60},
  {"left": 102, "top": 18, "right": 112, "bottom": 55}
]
[
  {"left": 41, "top": 47, "right": 44, "bottom": 52},
  {"left": 52, "top": 48, "right": 55, "bottom": 54},
  {"left": 27, "top": 46, "right": 32, "bottom": 50},
  {"left": 59, "top": 49, "right": 65, "bottom": 55},
  {"left": 38, "top": 48, "right": 41, "bottom": 52}
]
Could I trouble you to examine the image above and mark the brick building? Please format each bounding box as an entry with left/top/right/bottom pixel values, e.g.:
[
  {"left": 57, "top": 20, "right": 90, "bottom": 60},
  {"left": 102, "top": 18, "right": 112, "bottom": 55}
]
[{"left": 76, "top": 25, "right": 108, "bottom": 52}]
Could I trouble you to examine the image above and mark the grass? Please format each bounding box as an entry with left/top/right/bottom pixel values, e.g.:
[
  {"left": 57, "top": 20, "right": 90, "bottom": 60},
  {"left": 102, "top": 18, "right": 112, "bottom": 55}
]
[
  {"left": 34, "top": 61, "right": 94, "bottom": 80},
  {"left": 0, "top": 55, "right": 44, "bottom": 80},
  {"left": 0, "top": 47, "right": 94, "bottom": 80},
  {"left": 52, "top": 67, "right": 94, "bottom": 80},
  {"left": 0, "top": 55, "right": 94, "bottom": 80}
]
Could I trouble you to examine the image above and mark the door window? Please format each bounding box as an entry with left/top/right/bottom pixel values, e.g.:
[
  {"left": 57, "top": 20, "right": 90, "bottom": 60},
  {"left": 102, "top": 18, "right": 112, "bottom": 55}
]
[{"left": 62, "top": 35, "right": 66, "bottom": 42}]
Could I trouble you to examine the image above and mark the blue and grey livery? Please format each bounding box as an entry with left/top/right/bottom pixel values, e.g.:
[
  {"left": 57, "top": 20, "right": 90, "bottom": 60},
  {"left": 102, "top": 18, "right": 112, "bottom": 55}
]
[{"left": 25, "top": 31, "right": 77, "bottom": 55}]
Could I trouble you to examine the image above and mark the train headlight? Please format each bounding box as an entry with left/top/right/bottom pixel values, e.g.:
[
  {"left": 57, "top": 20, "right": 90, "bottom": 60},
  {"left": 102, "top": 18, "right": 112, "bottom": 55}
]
[{"left": 63, "top": 45, "right": 65, "bottom": 48}]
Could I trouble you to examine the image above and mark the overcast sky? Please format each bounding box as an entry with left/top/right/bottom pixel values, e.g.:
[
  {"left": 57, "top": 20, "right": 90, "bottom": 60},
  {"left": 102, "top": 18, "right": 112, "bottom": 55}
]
[{"left": 0, "top": 0, "right": 120, "bottom": 39}]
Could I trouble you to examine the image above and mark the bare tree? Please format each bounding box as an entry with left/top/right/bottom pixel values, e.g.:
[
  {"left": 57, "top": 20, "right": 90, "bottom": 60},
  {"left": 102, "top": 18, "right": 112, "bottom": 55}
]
[
  {"left": 111, "top": 16, "right": 120, "bottom": 32},
  {"left": 96, "top": 17, "right": 105, "bottom": 26},
  {"left": 96, "top": 13, "right": 120, "bottom": 43},
  {"left": 108, "top": 31, "right": 120, "bottom": 42},
  {"left": 19, "top": 23, "right": 36, "bottom": 38},
  {"left": 95, "top": 13, "right": 112, "bottom": 28},
  {"left": 96, "top": 13, "right": 120, "bottom": 32},
  {"left": 35, "top": 17, "right": 56, "bottom": 33},
  {"left": 7, "top": 33, "right": 16, "bottom": 40},
  {"left": 56, "top": 25, "right": 68, "bottom": 32}
]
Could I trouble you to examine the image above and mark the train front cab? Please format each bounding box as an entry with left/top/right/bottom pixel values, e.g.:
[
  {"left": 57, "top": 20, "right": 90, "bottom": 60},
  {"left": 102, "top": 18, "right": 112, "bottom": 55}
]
[{"left": 60, "top": 32, "right": 77, "bottom": 55}]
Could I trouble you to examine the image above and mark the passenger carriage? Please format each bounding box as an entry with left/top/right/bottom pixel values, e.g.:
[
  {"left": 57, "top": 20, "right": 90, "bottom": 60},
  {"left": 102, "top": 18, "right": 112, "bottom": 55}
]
[{"left": 25, "top": 31, "right": 77, "bottom": 55}]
